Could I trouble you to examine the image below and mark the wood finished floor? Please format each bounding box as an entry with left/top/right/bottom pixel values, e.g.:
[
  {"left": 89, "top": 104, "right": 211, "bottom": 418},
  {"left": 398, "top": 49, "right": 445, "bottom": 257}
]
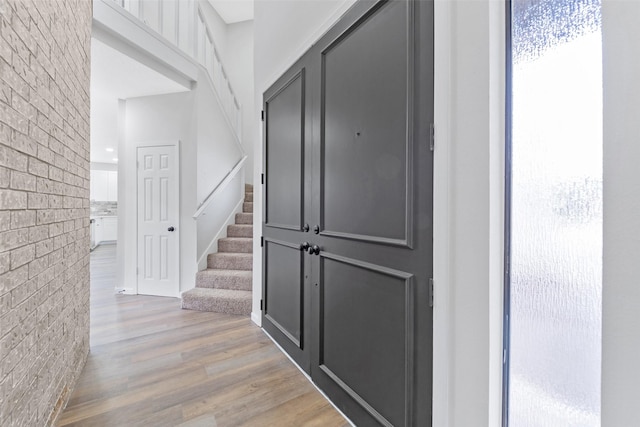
[{"left": 58, "top": 244, "right": 348, "bottom": 427}]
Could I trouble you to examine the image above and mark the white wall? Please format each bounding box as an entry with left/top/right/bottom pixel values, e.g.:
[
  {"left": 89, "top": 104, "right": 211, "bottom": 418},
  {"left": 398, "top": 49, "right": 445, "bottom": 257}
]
[
  {"left": 195, "top": 67, "right": 246, "bottom": 269},
  {"left": 601, "top": 1, "right": 640, "bottom": 424},
  {"left": 251, "top": 0, "right": 357, "bottom": 323},
  {"left": 226, "top": 20, "right": 255, "bottom": 182},
  {"left": 90, "top": 162, "right": 119, "bottom": 172},
  {"left": 197, "top": 2, "right": 256, "bottom": 183},
  {"left": 196, "top": 68, "right": 244, "bottom": 204},
  {"left": 90, "top": 93, "right": 119, "bottom": 164},
  {"left": 198, "top": 0, "right": 228, "bottom": 62},
  {"left": 118, "top": 92, "right": 198, "bottom": 294}
]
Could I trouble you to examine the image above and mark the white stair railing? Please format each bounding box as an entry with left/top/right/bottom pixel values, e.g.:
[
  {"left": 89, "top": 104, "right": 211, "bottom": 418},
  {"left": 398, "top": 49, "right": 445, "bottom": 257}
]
[{"left": 110, "top": 0, "right": 242, "bottom": 142}]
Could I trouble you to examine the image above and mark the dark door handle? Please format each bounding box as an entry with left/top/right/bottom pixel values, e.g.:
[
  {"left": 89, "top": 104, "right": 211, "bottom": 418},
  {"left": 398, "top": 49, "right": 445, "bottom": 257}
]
[
  {"left": 303, "top": 223, "right": 310, "bottom": 232},
  {"left": 168, "top": 226, "right": 175, "bottom": 232},
  {"left": 307, "top": 245, "right": 320, "bottom": 255},
  {"left": 313, "top": 225, "right": 320, "bottom": 234},
  {"left": 300, "top": 242, "right": 310, "bottom": 251}
]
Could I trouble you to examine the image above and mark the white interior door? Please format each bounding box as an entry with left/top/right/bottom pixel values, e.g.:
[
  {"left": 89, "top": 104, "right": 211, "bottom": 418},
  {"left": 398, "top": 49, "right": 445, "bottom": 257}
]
[{"left": 137, "top": 145, "right": 180, "bottom": 297}]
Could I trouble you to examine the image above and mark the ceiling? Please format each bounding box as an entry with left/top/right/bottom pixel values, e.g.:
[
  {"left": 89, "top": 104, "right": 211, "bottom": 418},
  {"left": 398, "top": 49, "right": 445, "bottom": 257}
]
[
  {"left": 208, "top": 0, "right": 254, "bottom": 24},
  {"left": 90, "top": 38, "right": 189, "bottom": 164}
]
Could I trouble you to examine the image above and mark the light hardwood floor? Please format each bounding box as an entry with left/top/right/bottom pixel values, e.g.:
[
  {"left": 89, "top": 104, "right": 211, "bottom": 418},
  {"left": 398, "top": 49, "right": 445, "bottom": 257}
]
[{"left": 57, "top": 244, "right": 348, "bottom": 427}]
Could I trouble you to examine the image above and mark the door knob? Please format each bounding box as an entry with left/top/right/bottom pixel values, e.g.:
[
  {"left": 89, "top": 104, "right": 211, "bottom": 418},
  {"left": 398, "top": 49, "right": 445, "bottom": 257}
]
[
  {"left": 307, "top": 245, "right": 320, "bottom": 255},
  {"left": 313, "top": 225, "right": 320, "bottom": 234},
  {"left": 300, "top": 242, "right": 310, "bottom": 251},
  {"left": 303, "top": 223, "right": 310, "bottom": 232},
  {"left": 168, "top": 226, "right": 175, "bottom": 232}
]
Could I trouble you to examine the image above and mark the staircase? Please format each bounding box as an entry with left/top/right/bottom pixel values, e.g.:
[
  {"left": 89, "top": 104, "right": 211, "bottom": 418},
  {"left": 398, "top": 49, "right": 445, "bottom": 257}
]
[{"left": 181, "top": 184, "right": 254, "bottom": 315}]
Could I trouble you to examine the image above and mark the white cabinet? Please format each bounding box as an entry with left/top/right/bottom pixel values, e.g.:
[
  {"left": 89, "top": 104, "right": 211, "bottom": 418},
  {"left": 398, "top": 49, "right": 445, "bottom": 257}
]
[
  {"left": 102, "top": 217, "right": 118, "bottom": 241},
  {"left": 107, "top": 171, "right": 118, "bottom": 201},
  {"left": 94, "top": 217, "right": 103, "bottom": 244},
  {"left": 93, "top": 217, "right": 118, "bottom": 244},
  {"left": 91, "top": 170, "right": 109, "bottom": 201},
  {"left": 90, "top": 170, "right": 118, "bottom": 201}
]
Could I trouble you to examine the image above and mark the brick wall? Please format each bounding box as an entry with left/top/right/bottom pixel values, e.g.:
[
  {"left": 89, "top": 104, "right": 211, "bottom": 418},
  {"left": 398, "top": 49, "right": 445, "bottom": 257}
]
[{"left": 0, "top": 0, "right": 91, "bottom": 425}]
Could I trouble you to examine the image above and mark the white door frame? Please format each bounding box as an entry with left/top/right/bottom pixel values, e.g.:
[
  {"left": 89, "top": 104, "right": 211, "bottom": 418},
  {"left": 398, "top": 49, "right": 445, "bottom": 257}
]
[{"left": 135, "top": 140, "right": 181, "bottom": 297}]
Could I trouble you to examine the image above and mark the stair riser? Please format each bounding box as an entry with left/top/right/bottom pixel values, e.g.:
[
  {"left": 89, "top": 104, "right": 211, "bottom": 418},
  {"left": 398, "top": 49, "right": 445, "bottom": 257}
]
[
  {"left": 242, "top": 202, "right": 253, "bottom": 213},
  {"left": 245, "top": 192, "right": 253, "bottom": 202},
  {"left": 195, "top": 273, "right": 252, "bottom": 291},
  {"left": 235, "top": 213, "right": 253, "bottom": 225},
  {"left": 208, "top": 255, "right": 253, "bottom": 270},
  {"left": 218, "top": 239, "right": 252, "bottom": 253},
  {"left": 245, "top": 184, "right": 253, "bottom": 192},
  {"left": 227, "top": 225, "right": 252, "bottom": 238},
  {"left": 182, "top": 294, "right": 251, "bottom": 316}
]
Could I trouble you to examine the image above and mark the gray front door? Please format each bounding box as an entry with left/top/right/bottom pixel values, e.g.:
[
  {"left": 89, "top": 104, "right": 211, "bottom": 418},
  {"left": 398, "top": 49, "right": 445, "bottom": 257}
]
[
  {"left": 262, "top": 55, "right": 314, "bottom": 373},
  {"left": 263, "top": 1, "right": 433, "bottom": 425}
]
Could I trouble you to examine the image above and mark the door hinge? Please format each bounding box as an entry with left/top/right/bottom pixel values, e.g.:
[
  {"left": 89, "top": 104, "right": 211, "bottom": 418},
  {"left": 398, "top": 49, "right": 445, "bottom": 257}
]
[
  {"left": 261, "top": 173, "right": 264, "bottom": 185},
  {"left": 429, "top": 123, "right": 435, "bottom": 151},
  {"left": 260, "top": 299, "right": 263, "bottom": 311},
  {"left": 261, "top": 110, "right": 265, "bottom": 122},
  {"left": 428, "top": 278, "right": 434, "bottom": 307},
  {"left": 260, "top": 236, "right": 264, "bottom": 247}
]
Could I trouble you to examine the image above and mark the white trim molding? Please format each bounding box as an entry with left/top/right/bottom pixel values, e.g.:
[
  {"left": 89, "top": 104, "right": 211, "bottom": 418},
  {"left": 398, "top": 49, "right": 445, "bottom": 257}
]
[
  {"left": 602, "top": 1, "right": 640, "bottom": 425},
  {"left": 433, "top": 0, "right": 505, "bottom": 425}
]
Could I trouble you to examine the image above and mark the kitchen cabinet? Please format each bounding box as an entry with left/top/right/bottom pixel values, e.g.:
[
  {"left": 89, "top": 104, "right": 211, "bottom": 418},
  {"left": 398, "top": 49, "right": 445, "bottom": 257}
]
[
  {"left": 91, "top": 170, "right": 107, "bottom": 201},
  {"left": 93, "top": 217, "right": 118, "bottom": 244},
  {"left": 107, "top": 171, "right": 118, "bottom": 201},
  {"left": 94, "top": 217, "right": 103, "bottom": 244},
  {"left": 90, "top": 170, "right": 118, "bottom": 201},
  {"left": 102, "top": 217, "right": 117, "bottom": 241}
]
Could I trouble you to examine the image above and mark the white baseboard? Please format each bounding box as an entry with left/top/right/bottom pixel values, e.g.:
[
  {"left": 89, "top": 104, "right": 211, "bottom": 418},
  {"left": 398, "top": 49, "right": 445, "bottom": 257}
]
[{"left": 251, "top": 311, "right": 261, "bottom": 326}]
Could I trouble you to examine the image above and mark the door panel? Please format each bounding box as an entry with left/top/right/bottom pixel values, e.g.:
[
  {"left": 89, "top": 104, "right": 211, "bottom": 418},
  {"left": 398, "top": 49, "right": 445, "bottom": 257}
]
[
  {"left": 137, "top": 145, "right": 179, "bottom": 297},
  {"left": 264, "top": 240, "right": 304, "bottom": 347},
  {"left": 262, "top": 58, "right": 314, "bottom": 374},
  {"left": 321, "top": 0, "right": 410, "bottom": 244},
  {"left": 319, "top": 254, "right": 413, "bottom": 427},
  {"left": 265, "top": 71, "right": 305, "bottom": 230}
]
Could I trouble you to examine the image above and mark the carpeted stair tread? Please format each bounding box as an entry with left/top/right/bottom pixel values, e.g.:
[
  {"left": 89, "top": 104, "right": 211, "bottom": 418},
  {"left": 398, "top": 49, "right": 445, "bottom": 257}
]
[
  {"left": 195, "top": 269, "right": 252, "bottom": 290},
  {"left": 235, "top": 212, "right": 253, "bottom": 224},
  {"left": 183, "top": 187, "right": 255, "bottom": 316},
  {"left": 227, "top": 224, "right": 252, "bottom": 237},
  {"left": 218, "top": 237, "right": 252, "bottom": 253},
  {"left": 208, "top": 252, "right": 253, "bottom": 270},
  {"left": 181, "top": 288, "right": 251, "bottom": 316}
]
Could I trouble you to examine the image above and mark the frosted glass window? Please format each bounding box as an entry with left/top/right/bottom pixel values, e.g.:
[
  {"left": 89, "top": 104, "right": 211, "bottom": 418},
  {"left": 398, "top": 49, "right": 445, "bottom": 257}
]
[{"left": 507, "top": 0, "right": 602, "bottom": 426}]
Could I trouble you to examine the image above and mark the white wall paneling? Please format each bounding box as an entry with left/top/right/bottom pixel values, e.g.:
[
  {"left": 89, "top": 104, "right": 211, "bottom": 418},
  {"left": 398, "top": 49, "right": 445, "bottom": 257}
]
[{"left": 602, "top": 0, "right": 640, "bottom": 424}]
